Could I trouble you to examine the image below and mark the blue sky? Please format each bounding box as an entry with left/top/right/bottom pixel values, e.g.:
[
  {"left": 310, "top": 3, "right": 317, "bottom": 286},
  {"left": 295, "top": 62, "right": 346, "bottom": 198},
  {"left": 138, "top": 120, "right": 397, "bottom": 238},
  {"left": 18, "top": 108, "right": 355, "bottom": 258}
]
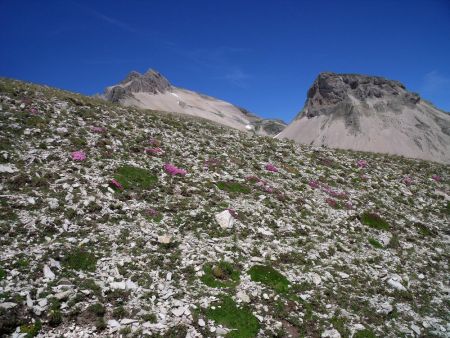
[{"left": 1, "top": 0, "right": 449, "bottom": 122}]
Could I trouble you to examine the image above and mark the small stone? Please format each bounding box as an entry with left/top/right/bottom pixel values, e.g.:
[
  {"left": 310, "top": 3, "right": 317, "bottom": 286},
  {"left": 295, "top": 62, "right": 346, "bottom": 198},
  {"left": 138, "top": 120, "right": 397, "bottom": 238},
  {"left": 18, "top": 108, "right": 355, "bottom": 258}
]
[
  {"left": 387, "top": 278, "right": 406, "bottom": 291},
  {"left": 108, "top": 319, "right": 120, "bottom": 328},
  {"left": 411, "top": 324, "right": 421, "bottom": 335},
  {"left": 172, "top": 306, "right": 187, "bottom": 317},
  {"left": 158, "top": 235, "right": 172, "bottom": 244},
  {"left": 121, "top": 318, "right": 138, "bottom": 325},
  {"left": 43, "top": 265, "right": 55, "bottom": 280},
  {"left": 110, "top": 281, "right": 126, "bottom": 290},
  {"left": 0, "top": 164, "right": 18, "bottom": 173},
  {"left": 198, "top": 318, "right": 205, "bottom": 327},
  {"left": 237, "top": 291, "right": 250, "bottom": 303},
  {"left": 38, "top": 299, "right": 48, "bottom": 307},
  {"left": 0, "top": 302, "right": 17, "bottom": 310},
  {"left": 215, "top": 210, "right": 234, "bottom": 229},
  {"left": 337, "top": 272, "right": 349, "bottom": 279},
  {"left": 322, "top": 328, "right": 341, "bottom": 338},
  {"left": 166, "top": 272, "right": 172, "bottom": 281}
]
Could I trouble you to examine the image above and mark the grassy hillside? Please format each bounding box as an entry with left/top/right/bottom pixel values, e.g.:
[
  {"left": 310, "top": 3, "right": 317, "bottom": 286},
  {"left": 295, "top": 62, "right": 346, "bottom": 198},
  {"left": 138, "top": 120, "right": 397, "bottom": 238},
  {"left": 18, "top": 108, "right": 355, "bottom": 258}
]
[{"left": 0, "top": 78, "right": 449, "bottom": 337}]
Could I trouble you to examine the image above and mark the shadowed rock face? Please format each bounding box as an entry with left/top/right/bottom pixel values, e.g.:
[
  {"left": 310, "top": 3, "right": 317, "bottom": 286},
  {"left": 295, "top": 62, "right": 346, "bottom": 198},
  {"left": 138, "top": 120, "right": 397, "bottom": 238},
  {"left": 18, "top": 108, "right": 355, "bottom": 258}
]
[
  {"left": 278, "top": 72, "right": 450, "bottom": 163},
  {"left": 105, "top": 69, "right": 171, "bottom": 102},
  {"left": 103, "top": 69, "right": 285, "bottom": 135}
]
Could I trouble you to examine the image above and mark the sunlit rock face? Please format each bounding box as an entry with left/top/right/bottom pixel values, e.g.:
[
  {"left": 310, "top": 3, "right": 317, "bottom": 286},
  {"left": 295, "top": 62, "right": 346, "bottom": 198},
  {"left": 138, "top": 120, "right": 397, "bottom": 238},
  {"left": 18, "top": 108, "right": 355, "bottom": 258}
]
[{"left": 278, "top": 72, "right": 450, "bottom": 164}]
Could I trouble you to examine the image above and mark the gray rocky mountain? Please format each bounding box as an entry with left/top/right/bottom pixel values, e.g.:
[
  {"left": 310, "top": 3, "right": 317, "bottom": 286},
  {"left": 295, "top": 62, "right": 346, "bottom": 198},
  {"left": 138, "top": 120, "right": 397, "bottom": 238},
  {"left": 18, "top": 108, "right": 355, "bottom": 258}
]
[
  {"left": 277, "top": 72, "right": 450, "bottom": 164},
  {"left": 103, "top": 69, "right": 286, "bottom": 136}
]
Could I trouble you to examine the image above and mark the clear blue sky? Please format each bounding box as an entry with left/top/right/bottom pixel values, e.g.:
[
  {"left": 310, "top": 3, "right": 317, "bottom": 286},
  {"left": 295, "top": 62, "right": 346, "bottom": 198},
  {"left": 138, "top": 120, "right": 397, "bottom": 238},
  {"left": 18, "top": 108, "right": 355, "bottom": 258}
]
[{"left": 1, "top": 0, "right": 449, "bottom": 122}]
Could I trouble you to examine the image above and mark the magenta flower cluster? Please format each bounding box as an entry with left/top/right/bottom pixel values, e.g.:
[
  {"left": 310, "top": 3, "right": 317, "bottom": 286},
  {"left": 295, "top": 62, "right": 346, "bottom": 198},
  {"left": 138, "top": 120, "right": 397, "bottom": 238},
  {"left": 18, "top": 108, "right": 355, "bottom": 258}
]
[
  {"left": 402, "top": 176, "right": 413, "bottom": 186},
  {"left": 309, "top": 179, "right": 348, "bottom": 200},
  {"left": 110, "top": 179, "right": 123, "bottom": 190},
  {"left": 91, "top": 126, "right": 106, "bottom": 133},
  {"left": 265, "top": 163, "right": 279, "bottom": 172},
  {"left": 432, "top": 174, "right": 441, "bottom": 182},
  {"left": 356, "top": 159, "right": 368, "bottom": 168},
  {"left": 71, "top": 150, "right": 86, "bottom": 161},
  {"left": 164, "top": 163, "right": 187, "bottom": 176},
  {"left": 147, "top": 208, "right": 159, "bottom": 217},
  {"left": 246, "top": 175, "right": 275, "bottom": 193}
]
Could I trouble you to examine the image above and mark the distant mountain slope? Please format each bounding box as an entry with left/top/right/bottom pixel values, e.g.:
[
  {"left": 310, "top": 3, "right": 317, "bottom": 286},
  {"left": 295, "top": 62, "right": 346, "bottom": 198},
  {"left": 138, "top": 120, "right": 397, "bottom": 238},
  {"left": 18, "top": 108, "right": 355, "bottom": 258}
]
[
  {"left": 103, "top": 69, "right": 286, "bottom": 136},
  {"left": 277, "top": 72, "right": 450, "bottom": 164}
]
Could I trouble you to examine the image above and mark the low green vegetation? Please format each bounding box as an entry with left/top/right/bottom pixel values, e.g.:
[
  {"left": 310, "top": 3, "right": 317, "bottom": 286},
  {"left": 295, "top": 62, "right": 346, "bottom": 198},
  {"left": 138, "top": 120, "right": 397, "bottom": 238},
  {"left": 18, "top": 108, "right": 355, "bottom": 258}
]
[
  {"left": 248, "top": 265, "right": 290, "bottom": 293},
  {"left": 201, "top": 261, "right": 240, "bottom": 288},
  {"left": 88, "top": 303, "right": 106, "bottom": 317},
  {"left": 414, "top": 222, "right": 432, "bottom": 236},
  {"left": 216, "top": 181, "right": 251, "bottom": 194},
  {"left": 114, "top": 165, "right": 157, "bottom": 190},
  {"left": 20, "top": 319, "right": 42, "bottom": 337},
  {"left": 64, "top": 248, "right": 97, "bottom": 272},
  {"left": 368, "top": 238, "right": 384, "bottom": 249},
  {"left": 0, "top": 267, "right": 6, "bottom": 280},
  {"left": 360, "top": 212, "right": 390, "bottom": 231},
  {"left": 353, "top": 328, "right": 378, "bottom": 338},
  {"left": 205, "top": 296, "right": 260, "bottom": 338}
]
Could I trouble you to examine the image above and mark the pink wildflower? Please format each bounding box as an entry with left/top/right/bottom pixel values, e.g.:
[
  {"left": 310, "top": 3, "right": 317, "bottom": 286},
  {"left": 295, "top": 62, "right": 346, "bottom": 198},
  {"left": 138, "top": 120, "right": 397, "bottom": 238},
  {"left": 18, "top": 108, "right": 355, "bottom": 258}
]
[
  {"left": 308, "top": 180, "right": 320, "bottom": 189},
  {"left": 147, "top": 208, "right": 159, "bottom": 217},
  {"left": 30, "top": 108, "right": 39, "bottom": 115},
  {"left": 356, "top": 159, "right": 368, "bottom": 168},
  {"left": 326, "top": 198, "right": 338, "bottom": 208},
  {"left": 145, "top": 147, "right": 164, "bottom": 156},
  {"left": 265, "top": 163, "right": 279, "bottom": 172},
  {"left": 91, "top": 126, "right": 106, "bottom": 133},
  {"left": 345, "top": 201, "right": 353, "bottom": 210},
  {"left": 163, "top": 163, "right": 187, "bottom": 176},
  {"left": 71, "top": 150, "right": 86, "bottom": 161},
  {"left": 402, "top": 176, "right": 413, "bottom": 186},
  {"left": 110, "top": 179, "right": 123, "bottom": 190},
  {"left": 264, "top": 186, "right": 274, "bottom": 193},
  {"left": 432, "top": 175, "right": 441, "bottom": 182}
]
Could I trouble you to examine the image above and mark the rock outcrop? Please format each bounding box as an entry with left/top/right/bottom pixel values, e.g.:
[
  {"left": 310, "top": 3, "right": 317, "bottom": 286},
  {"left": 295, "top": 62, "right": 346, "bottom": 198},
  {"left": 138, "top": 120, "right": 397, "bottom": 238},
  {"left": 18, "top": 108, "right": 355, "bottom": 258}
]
[
  {"left": 103, "top": 69, "right": 285, "bottom": 135},
  {"left": 277, "top": 72, "right": 450, "bottom": 164}
]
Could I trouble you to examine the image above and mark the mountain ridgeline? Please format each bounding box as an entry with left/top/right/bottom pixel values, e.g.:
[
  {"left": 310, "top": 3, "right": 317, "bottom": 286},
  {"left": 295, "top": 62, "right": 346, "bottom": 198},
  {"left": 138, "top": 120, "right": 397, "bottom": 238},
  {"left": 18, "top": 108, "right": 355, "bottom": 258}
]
[
  {"left": 103, "top": 69, "right": 286, "bottom": 136},
  {"left": 277, "top": 72, "right": 450, "bottom": 164}
]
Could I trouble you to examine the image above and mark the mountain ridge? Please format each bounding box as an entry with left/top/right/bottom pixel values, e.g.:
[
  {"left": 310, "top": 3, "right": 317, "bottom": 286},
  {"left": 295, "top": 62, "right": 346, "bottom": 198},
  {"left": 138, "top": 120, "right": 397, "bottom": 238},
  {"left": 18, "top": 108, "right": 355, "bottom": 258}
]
[
  {"left": 103, "top": 69, "right": 286, "bottom": 136},
  {"left": 278, "top": 72, "right": 450, "bottom": 164}
]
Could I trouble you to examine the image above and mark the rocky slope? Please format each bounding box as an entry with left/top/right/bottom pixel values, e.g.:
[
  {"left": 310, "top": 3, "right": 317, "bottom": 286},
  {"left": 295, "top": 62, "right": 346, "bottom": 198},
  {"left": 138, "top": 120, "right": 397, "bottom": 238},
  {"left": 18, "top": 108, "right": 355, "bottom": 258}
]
[
  {"left": 277, "top": 73, "right": 450, "bottom": 164},
  {"left": 103, "top": 69, "right": 286, "bottom": 136},
  {"left": 0, "top": 78, "right": 449, "bottom": 338}
]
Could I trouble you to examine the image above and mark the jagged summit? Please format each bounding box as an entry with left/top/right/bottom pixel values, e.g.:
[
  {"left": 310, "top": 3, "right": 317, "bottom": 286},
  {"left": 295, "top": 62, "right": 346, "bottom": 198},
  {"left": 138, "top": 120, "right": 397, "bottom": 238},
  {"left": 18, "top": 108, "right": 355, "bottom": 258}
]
[
  {"left": 103, "top": 68, "right": 286, "bottom": 135},
  {"left": 300, "top": 72, "right": 420, "bottom": 120},
  {"left": 278, "top": 72, "right": 450, "bottom": 164},
  {"left": 106, "top": 69, "right": 171, "bottom": 102}
]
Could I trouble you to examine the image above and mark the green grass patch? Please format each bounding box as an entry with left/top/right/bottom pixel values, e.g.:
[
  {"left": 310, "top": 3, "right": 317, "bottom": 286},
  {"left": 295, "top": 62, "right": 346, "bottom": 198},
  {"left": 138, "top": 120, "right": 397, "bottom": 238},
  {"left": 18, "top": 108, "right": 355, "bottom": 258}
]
[
  {"left": 353, "top": 328, "right": 378, "bottom": 338},
  {"left": 114, "top": 165, "right": 157, "bottom": 190},
  {"left": 368, "top": 238, "right": 384, "bottom": 249},
  {"left": 20, "top": 319, "right": 42, "bottom": 337},
  {"left": 216, "top": 181, "right": 251, "bottom": 194},
  {"left": 201, "top": 261, "right": 240, "bottom": 288},
  {"left": 360, "top": 212, "right": 390, "bottom": 231},
  {"left": 248, "top": 265, "right": 290, "bottom": 293},
  {"left": 64, "top": 248, "right": 97, "bottom": 272},
  {"left": 414, "top": 222, "right": 433, "bottom": 236},
  {"left": 0, "top": 267, "right": 6, "bottom": 280},
  {"left": 205, "top": 296, "right": 260, "bottom": 338}
]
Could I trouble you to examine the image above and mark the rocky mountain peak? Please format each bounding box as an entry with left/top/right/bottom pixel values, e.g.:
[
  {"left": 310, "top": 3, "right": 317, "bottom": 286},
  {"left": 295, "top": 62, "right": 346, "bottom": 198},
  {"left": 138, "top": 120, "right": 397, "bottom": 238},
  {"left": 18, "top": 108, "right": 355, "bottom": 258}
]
[
  {"left": 105, "top": 69, "right": 171, "bottom": 102},
  {"left": 302, "top": 72, "right": 420, "bottom": 119}
]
